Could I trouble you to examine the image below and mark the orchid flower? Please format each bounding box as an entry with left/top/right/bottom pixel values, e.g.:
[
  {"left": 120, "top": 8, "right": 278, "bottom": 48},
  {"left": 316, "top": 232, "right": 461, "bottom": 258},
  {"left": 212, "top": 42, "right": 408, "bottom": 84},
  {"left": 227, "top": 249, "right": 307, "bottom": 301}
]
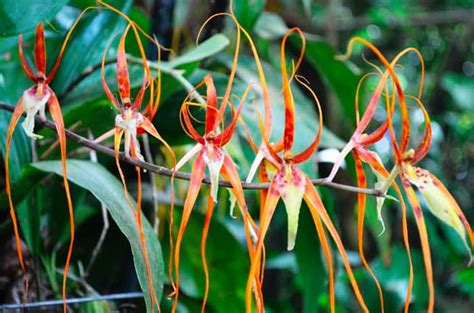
[
  {"left": 383, "top": 64, "right": 473, "bottom": 313},
  {"left": 4, "top": 20, "right": 90, "bottom": 312},
  {"left": 167, "top": 10, "right": 267, "bottom": 312},
  {"left": 324, "top": 40, "right": 428, "bottom": 312},
  {"left": 98, "top": 22, "right": 174, "bottom": 312},
  {"left": 245, "top": 29, "right": 369, "bottom": 313},
  {"left": 171, "top": 74, "right": 260, "bottom": 312},
  {"left": 335, "top": 37, "right": 473, "bottom": 312}
]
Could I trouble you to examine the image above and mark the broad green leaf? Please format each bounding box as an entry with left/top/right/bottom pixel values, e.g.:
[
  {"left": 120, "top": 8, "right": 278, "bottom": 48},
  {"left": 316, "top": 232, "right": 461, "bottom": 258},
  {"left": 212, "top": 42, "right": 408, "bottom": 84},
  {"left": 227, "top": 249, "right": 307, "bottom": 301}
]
[
  {"left": 0, "top": 41, "right": 33, "bottom": 103},
  {"left": 51, "top": 0, "right": 132, "bottom": 95},
  {"left": 254, "top": 12, "right": 288, "bottom": 40},
  {"left": 296, "top": 36, "right": 361, "bottom": 128},
  {"left": 441, "top": 72, "right": 474, "bottom": 111},
  {"left": 0, "top": 0, "right": 68, "bottom": 36},
  {"left": 295, "top": 205, "right": 327, "bottom": 313},
  {"left": 32, "top": 160, "right": 164, "bottom": 312},
  {"left": 0, "top": 165, "right": 41, "bottom": 255},
  {"left": 372, "top": 244, "right": 430, "bottom": 311},
  {"left": 175, "top": 211, "right": 248, "bottom": 312},
  {"left": 167, "top": 34, "right": 230, "bottom": 68},
  {"left": 0, "top": 111, "right": 32, "bottom": 181},
  {"left": 453, "top": 267, "right": 474, "bottom": 298},
  {"left": 232, "top": 0, "right": 265, "bottom": 30}
]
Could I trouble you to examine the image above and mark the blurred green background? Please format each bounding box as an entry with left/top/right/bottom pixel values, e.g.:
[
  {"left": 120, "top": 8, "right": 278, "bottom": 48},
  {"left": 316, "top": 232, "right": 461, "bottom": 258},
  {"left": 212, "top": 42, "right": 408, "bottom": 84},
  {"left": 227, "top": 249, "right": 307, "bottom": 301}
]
[{"left": 0, "top": 0, "right": 472, "bottom": 312}]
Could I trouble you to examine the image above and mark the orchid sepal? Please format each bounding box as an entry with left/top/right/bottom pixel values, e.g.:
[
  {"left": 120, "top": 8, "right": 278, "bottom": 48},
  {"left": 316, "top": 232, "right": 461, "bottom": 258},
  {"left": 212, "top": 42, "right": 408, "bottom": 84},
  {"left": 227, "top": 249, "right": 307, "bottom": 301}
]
[{"left": 403, "top": 164, "right": 473, "bottom": 264}]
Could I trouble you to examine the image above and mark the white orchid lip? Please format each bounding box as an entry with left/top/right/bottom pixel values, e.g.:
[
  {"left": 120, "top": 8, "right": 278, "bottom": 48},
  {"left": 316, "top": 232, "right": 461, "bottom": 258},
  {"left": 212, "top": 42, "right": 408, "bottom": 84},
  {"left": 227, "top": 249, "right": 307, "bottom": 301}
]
[
  {"left": 22, "top": 85, "right": 50, "bottom": 139},
  {"left": 202, "top": 142, "right": 225, "bottom": 202},
  {"left": 115, "top": 108, "right": 144, "bottom": 160},
  {"left": 274, "top": 164, "right": 306, "bottom": 251}
]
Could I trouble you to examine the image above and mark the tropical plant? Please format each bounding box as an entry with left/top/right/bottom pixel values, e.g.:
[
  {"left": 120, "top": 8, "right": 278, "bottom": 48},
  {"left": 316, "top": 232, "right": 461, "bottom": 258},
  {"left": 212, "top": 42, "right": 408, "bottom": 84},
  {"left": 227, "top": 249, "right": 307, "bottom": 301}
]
[{"left": 0, "top": 1, "right": 472, "bottom": 312}]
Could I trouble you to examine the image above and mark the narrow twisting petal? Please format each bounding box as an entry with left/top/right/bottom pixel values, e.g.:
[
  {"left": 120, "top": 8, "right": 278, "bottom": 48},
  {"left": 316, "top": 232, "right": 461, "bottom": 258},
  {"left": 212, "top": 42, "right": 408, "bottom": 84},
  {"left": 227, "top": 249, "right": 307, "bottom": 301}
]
[
  {"left": 172, "top": 152, "right": 206, "bottom": 312},
  {"left": 292, "top": 76, "right": 323, "bottom": 163},
  {"left": 180, "top": 102, "right": 205, "bottom": 144},
  {"left": 246, "top": 179, "right": 281, "bottom": 313},
  {"left": 204, "top": 75, "right": 219, "bottom": 134},
  {"left": 200, "top": 197, "right": 215, "bottom": 313},
  {"left": 18, "top": 35, "right": 36, "bottom": 81},
  {"left": 34, "top": 23, "right": 47, "bottom": 75},
  {"left": 5, "top": 99, "right": 27, "bottom": 271},
  {"left": 409, "top": 96, "right": 432, "bottom": 163},
  {"left": 353, "top": 150, "right": 385, "bottom": 312},
  {"left": 304, "top": 176, "right": 369, "bottom": 312},
  {"left": 280, "top": 29, "right": 299, "bottom": 151},
  {"left": 101, "top": 37, "right": 121, "bottom": 110},
  {"left": 215, "top": 83, "right": 252, "bottom": 146},
  {"left": 117, "top": 24, "right": 132, "bottom": 102},
  {"left": 221, "top": 154, "right": 258, "bottom": 262},
  {"left": 401, "top": 177, "right": 434, "bottom": 312},
  {"left": 47, "top": 89, "right": 75, "bottom": 313}
]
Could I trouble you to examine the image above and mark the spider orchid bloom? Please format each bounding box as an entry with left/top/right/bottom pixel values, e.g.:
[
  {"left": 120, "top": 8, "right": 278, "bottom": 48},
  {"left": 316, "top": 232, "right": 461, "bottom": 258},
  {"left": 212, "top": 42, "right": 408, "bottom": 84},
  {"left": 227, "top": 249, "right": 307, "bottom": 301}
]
[
  {"left": 4, "top": 22, "right": 87, "bottom": 312},
  {"left": 245, "top": 29, "right": 368, "bottom": 313},
  {"left": 382, "top": 71, "right": 473, "bottom": 313},
  {"left": 99, "top": 23, "right": 173, "bottom": 313},
  {"left": 341, "top": 38, "right": 473, "bottom": 312},
  {"left": 100, "top": 24, "right": 169, "bottom": 161},
  {"left": 171, "top": 74, "right": 258, "bottom": 313},
  {"left": 243, "top": 28, "right": 306, "bottom": 187},
  {"left": 323, "top": 41, "right": 428, "bottom": 312}
]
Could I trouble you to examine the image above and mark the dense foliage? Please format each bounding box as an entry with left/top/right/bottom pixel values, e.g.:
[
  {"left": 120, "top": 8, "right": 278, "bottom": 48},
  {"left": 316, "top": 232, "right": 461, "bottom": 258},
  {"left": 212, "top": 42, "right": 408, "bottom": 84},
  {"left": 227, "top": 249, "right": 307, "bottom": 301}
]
[{"left": 0, "top": 0, "right": 473, "bottom": 312}]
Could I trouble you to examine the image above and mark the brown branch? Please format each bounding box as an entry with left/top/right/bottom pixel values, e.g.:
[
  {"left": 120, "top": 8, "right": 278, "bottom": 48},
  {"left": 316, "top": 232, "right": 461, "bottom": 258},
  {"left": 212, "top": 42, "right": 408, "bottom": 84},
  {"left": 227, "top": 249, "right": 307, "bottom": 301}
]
[{"left": 0, "top": 103, "right": 384, "bottom": 197}]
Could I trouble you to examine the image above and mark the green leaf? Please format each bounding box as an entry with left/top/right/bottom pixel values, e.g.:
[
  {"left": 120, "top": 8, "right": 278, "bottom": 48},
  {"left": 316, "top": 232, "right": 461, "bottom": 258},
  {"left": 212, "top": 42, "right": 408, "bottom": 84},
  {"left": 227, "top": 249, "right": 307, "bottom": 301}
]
[
  {"left": 254, "top": 12, "right": 288, "bottom": 40},
  {"left": 0, "top": 111, "right": 32, "bottom": 181},
  {"left": 453, "top": 267, "right": 474, "bottom": 298},
  {"left": 167, "top": 34, "right": 230, "bottom": 69},
  {"left": 441, "top": 72, "right": 474, "bottom": 111},
  {"left": 232, "top": 0, "right": 265, "bottom": 30},
  {"left": 31, "top": 160, "right": 164, "bottom": 312},
  {"left": 295, "top": 205, "right": 327, "bottom": 313},
  {"left": 175, "top": 211, "right": 248, "bottom": 312},
  {"left": 0, "top": 0, "right": 68, "bottom": 37},
  {"left": 51, "top": 0, "right": 132, "bottom": 95},
  {"left": 372, "top": 244, "right": 429, "bottom": 311},
  {"left": 296, "top": 36, "right": 361, "bottom": 129}
]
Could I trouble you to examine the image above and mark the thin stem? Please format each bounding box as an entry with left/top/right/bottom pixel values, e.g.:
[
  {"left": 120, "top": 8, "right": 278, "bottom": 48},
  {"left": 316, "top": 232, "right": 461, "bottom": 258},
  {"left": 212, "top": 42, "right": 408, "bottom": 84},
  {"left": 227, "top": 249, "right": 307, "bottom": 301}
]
[{"left": 0, "top": 103, "right": 385, "bottom": 197}]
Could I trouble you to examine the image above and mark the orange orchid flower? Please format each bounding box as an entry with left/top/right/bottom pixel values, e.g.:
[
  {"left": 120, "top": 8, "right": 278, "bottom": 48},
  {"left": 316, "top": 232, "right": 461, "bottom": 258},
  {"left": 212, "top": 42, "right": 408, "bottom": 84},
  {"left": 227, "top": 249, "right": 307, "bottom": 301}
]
[
  {"left": 171, "top": 73, "right": 260, "bottom": 312},
  {"left": 245, "top": 29, "right": 369, "bottom": 313},
  {"left": 324, "top": 41, "right": 428, "bottom": 312},
  {"left": 333, "top": 37, "right": 473, "bottom": 312},
  {"left": 98, "top": 21, "right": 175, "bottom": 312},
  {"left": 383, "top": 63, "right": 473, "bottom": 313},
  {"left": 4, "top": 19, "right": 90, "bottom": 312}
]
